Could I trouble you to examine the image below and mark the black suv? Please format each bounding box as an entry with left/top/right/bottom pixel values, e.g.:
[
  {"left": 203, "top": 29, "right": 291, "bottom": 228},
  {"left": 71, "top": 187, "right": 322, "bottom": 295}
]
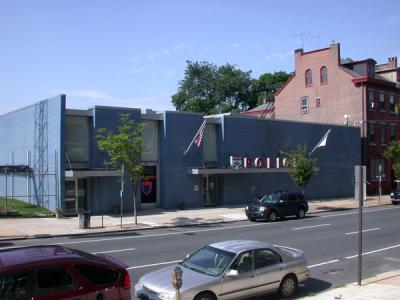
[
  {"left": 245, "top": 191, "right": 308, "bottom": 222},
  {"left": 390, "top": 189, "right": 400, "bottom": 204}
]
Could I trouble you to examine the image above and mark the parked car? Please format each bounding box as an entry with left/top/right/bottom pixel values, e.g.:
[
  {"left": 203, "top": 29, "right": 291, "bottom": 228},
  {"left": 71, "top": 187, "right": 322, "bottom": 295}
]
[
  {"left": 135, "top": 240, "right": 309, "bottom": 300},
  {"left": 390, "top": 189, "right": 400, "bottom": 204},
  {"left": 245, "top": 191, "right": 308, "bottom": 222},
  {"left": 0, "top": 245, "right": 132, "bottom": 300}
]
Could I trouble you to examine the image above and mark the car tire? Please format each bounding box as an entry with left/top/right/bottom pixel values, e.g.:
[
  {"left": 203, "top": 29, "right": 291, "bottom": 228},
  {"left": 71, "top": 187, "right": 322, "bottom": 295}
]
[
  {"left": 194, "top": 292, "right": 217, "bottom": 300},
  {"left": 296, "top": 207, "right": 306, "bottom": 219},
  {"left": 267, "top": 211, "right": 278, "bottom": 222},
  {"left": 279, "top": 274, "right": 298, "bottom": 298}
]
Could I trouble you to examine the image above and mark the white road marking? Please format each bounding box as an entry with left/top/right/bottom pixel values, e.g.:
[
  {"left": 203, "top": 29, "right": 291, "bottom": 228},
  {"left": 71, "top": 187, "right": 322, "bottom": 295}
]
[
  {"left": 345, "top": 243, "right": 400, "bottom": 259},
  {"left": 308, "top": 259, "right": 340, "bottom": 268},
  {"left": 51, "top": 222, "right": 269, "bottom": 246},
  {"left": 127, "top": 260, "right": 182, "bottom": 270},
  {"left": 292, "top": 224, "right": 331, "bottom": 231},
  {"left": 345, "top": 228, "right": 381, "bottom": 235},
  {"left": 92, "top": 247, "right": 136, "bottom": 254}
]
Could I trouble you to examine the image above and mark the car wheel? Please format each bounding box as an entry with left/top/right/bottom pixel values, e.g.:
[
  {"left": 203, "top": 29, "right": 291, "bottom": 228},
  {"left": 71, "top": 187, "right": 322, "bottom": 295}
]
[
  {"left": 279, "top": 275, "right": 297, "bottom": 298},
  {"left": 194, "top": 292, "right": 216, "bottom": 300},
  {"left": 296, "top": 208, "right": 306, "bottom": 219},
  {"left": 267, "top": 211, "right": 278, "bottom": 222}
]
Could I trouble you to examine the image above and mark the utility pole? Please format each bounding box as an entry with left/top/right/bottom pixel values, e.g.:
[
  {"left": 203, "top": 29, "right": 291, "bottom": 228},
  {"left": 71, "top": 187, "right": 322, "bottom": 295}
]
[
  {"left": 120, "top": 164, "right": 124, "bottom": 229},
  {"left": 355, "top": 165, "right": 365, "bottom": 286}
]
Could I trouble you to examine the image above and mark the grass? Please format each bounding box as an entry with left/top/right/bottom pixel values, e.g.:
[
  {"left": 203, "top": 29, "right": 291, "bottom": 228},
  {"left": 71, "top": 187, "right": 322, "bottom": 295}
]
[{"left": 0, "top": 198, "right": 54, "bottom": 217}]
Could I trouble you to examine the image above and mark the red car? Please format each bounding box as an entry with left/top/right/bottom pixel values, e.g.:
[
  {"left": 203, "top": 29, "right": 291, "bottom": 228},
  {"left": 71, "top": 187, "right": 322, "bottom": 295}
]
[{"left": 0, "top": 245, "right": 131, "bottom": 300}]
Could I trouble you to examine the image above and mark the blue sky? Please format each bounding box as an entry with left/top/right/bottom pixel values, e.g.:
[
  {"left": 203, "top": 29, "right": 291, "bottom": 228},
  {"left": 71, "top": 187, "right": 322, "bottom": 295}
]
[{"left": 0, "top": 0, "right": 399, "bottom": 115}]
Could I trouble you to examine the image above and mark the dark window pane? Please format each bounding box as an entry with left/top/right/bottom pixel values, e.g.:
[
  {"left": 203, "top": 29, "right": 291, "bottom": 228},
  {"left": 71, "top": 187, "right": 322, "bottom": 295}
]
[
  {"left": 254, "top": 249, "right": 281, "bottom": 269},
  {"left": 231, "top": 251, "right": 254, "bottom": 273},
  {"left": 36, "top": 266, "right": 73, "bottom": 292},
  {"left": 0, "top": 271, "right": 30, "bottom": 299},
  {"left": 75, "top": 264, "right": 119, "bottom": 285}
]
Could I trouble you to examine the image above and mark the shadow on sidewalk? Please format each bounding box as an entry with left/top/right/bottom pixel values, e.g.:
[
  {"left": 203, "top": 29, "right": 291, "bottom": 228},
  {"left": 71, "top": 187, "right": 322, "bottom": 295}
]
[{"left": 0, "top": 242, "right": 15, "bottom": 248}]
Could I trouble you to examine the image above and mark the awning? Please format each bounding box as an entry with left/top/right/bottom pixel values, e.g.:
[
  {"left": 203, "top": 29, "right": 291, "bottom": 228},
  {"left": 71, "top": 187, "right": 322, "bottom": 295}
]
[
  {"left": 188, "top": 167, "right": 292, "bottom": 175},
  {"left": 65, "top": 169, "right": 122, "bottom": 179}
]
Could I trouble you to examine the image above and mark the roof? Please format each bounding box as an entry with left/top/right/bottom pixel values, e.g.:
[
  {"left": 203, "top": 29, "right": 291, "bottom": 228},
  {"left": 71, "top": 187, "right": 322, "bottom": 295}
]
[
  {"left": 0, "top": 245, "right": 81, "bottom": 268},
  {"left": 244, "top": 102, "right": 274, "bottom": 113},
  {"left": 210, "top": 240, "right": 271, "bottom": 253}
]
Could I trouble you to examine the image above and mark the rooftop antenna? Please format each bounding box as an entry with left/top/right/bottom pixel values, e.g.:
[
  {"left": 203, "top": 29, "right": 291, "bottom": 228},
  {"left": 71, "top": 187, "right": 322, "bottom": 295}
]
[{"left": 293, "top": 32, "right": 321, "bottom": 49}]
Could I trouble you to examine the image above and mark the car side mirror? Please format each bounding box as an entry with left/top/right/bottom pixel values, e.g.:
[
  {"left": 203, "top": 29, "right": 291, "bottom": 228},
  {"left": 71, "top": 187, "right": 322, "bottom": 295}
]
[{"left": 225, "top": 269, "right": 239, "bottom": 277}]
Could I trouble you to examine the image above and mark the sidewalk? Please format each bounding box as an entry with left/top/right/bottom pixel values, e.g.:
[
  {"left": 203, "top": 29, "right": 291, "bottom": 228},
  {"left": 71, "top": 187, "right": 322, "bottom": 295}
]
[
  {"left": 301, "top": 270, "right": 400, "bottom": 299},
  {"left": 0, "top": 195, "right": 392, "bottom": 240}
]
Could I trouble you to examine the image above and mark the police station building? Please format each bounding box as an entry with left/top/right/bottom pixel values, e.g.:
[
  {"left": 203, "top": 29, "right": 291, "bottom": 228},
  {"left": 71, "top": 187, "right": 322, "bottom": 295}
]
[{"left": 0, "top": 95, "right": 361, "bottom": 214}]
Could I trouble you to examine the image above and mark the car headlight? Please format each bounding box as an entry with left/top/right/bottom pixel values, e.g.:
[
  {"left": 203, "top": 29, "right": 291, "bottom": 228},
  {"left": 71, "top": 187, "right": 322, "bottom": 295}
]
[
  {"left": 245, "top": 205, "right": 249, "bottom": 210},
  {"left": 259, "top": 206, "right": 266, "bottom": 212},
  {"left": 391, "top": 193, "right": 394, "bottom": 196},
  {"left": 158, "top": 291, "right": 176, "bottom": 300}
]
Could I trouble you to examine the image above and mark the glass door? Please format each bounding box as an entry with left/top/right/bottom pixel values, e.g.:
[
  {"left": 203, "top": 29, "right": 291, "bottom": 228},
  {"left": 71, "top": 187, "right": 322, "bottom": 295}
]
[
  {"left": 64, "top": 180, "right": 77, "bottom": 214},
  {"left": 203, "top": 175, "right": 218, "bottom": 206}
]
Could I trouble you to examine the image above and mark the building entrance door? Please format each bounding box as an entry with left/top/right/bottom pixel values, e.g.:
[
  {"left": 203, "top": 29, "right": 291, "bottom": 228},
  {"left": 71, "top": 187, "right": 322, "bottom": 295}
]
[
  {"left": 203, "top": 175, "right": 218, "bottom": 206},
  {"left": 141, "top": 166, "right": 157, "bottom": 206},
  {"left": 64, "top": 179, "right": 87, "bottom": 214}
]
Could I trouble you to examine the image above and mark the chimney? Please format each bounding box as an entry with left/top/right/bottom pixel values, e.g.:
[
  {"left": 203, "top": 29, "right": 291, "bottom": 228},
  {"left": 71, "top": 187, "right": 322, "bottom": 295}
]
[
  {"left": 388, "top": 57, "right": 398, "bottom": 69},
  {"left": 330, "top": 42, "right": 341, "bottom": 65}
]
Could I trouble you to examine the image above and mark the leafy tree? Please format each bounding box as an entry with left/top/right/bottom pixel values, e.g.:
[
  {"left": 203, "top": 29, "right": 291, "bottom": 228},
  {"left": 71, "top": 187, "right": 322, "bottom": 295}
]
[
  {"left": 172, "top": 61, "right": 255, "bottom": 114},
  {"left": 281, "top": 145, "right": 316, "bottom": 192},
  {"left": 383, "top": 140, "right": 400, "bottom": 181},
  {"left": 252, "top": 71, "right": 291, "bottom": 104},
  {"left": 97, "top": 114, "right": 144, "bottom": 225}
]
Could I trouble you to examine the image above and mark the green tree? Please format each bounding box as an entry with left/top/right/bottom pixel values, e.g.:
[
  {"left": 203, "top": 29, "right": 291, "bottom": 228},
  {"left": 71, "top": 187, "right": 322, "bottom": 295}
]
[
  {"left": 96, "top": 114, "right": 144, "bottom": 225},
  {"left": 384, "top": 140, "right": 400, "bottom": 182},
  {"left": 252, "top": 71, "right": 291, "bottom": 104},
  {"left": 281, "top": 145, "right": 316, "bottom": 192},
  {"left": 172, "top": 61, "right": 255, "bottom": 114}
]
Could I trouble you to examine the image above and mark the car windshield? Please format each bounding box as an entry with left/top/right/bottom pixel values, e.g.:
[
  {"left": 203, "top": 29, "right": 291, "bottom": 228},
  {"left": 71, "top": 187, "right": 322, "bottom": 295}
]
[
  {"left": 180, "top": 246, "right": 235, "bottom": 277},
  {"left": 259, "top": 194, "right": 280, "bottom": 204}
]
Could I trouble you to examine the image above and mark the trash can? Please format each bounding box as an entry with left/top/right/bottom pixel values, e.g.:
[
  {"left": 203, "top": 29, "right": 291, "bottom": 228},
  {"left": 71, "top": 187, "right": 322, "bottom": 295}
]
[{"left": 78, "top": 211, "right": 91, "bottom": 229}]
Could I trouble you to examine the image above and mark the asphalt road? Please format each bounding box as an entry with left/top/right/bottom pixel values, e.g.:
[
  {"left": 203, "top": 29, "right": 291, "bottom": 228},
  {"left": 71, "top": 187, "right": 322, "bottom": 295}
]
[{"left": 1, "top": 205, "right": 400, "bottom": 299}]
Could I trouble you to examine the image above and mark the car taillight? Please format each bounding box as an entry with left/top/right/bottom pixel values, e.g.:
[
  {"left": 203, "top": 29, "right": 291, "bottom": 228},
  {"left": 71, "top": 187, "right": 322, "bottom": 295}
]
[{"left": 123, "top": 271, "right": 131, "bottom": 289}]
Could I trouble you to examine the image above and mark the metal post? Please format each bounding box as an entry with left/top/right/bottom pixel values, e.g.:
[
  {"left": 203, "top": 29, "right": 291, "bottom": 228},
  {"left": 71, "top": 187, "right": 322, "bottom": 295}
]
[
  {"left": 358, "top": 166, "right": 363, "bottom": 286},
  {"left": 120, "top": 164, "right": 124, "bottom": 229},
  {"left": 378, "top": 164, "right": 382, "bottom": 205},
  {"left": 5, "top": 174, "right": 8, "bottom": 216},
  {"left": 102, "top": 214, "right": 104, "bottom": 228}
]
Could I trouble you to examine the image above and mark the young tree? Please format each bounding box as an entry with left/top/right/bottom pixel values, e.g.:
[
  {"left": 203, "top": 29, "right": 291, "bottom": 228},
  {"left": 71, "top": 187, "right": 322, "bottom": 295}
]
[
  {"left": 384, "top": 140, "right": 400, "bottom": 184},
  {"left": 97, "top": 114, "right": 144, "bottom": 225},
  {"left": 281, "top": 145, "right": 316, "bottom": 193}
]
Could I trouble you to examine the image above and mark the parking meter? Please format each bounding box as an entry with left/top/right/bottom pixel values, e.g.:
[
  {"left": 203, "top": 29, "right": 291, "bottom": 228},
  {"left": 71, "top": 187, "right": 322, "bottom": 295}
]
[{"left": 172, "top": 266, "right": 183, "bottom": 300}]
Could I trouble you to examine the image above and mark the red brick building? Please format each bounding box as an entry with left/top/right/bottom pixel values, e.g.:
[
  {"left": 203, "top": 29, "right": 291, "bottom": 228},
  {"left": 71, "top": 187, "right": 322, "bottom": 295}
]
[{"left": 275, "top": 42, "right": 400, "bottom": 194}]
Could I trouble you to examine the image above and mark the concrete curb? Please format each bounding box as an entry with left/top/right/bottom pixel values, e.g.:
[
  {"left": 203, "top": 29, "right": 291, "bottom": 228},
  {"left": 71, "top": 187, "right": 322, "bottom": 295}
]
[{"left": 0, "top": 203, "right": 392, "bottom": 243}]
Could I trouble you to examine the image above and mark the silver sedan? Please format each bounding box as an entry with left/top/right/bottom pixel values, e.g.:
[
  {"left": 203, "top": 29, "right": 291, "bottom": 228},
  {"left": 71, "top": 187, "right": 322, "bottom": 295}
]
[{"left": 135, "top": 240, "right": 309, "bottom": 300}]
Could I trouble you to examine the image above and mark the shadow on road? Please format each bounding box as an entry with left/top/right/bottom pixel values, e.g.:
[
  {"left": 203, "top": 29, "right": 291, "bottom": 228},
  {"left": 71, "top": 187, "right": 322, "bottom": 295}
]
[
  {"left": 0, "top": 242, "right": 14, "bottom": 248},
  {"left": 251, "top": 277, "right": 332, "bottom": 299}
]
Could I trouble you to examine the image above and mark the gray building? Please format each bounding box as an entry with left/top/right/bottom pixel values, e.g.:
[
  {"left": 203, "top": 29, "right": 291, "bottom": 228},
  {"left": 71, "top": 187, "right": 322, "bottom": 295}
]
[{"left": 0, "top": 95, "right": 361, "bottom": 214}]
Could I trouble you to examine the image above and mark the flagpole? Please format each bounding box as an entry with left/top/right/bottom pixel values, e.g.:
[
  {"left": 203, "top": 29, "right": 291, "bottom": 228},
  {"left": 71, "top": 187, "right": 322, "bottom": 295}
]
[
  {"left": 309, "top": 128, "right": 331, "bottom": 156},
  {"left": 183, "top": 120, "right": 206, "bottom": 155}
]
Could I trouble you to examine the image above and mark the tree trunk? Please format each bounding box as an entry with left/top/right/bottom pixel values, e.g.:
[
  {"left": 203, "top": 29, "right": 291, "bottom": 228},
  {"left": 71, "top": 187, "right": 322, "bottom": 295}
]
[{"left": 133, "top": 181, "right": 138, "bottom": 225}]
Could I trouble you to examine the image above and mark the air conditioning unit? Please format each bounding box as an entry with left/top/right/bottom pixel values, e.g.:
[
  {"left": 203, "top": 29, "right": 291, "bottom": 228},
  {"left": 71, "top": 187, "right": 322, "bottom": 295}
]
[{"left": 301, "top": 108, "right": 308, "bottom": 114}]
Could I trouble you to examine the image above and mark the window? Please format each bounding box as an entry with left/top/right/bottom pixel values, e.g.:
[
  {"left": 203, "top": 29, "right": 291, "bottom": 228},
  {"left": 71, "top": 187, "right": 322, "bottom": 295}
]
[
  {"left": 288, "top": 193, "right": 298, "bottom": 202},
  {"left": 35, "top": 266, "right": 73, "bottom": 295},
  {"left": 65, "top": 116, "right": 90, "bottom": 168},
  {"left": 254, "top": 249, "right": 282, "bottom": 269},
  {"left": 316, "top": 97, "right": 321, "bottom": 107},
  {"left": 369, "top": 91, "right": 375, "bottom": 110},
  {"left": 370, "top": 158, "right": 386, "bottom": 180},
  {"left": 203, "top": 124, "right": 217, "bottom": 163},
  {"left": 380, "top": 93, "right": 385, "bottom": 111},
  {"left": 320, "top": 66, "right": 328, "bottom": 84},
  {"left": 141, "top": 120, "right": 159, "bottom": 161},
  {"left": 380, "top": 124, "right": 386, "bottom": 145},
  {"left": 369, "top": 124, "right": 376, "bottom": 144},
  {"left": 301, "top": 97, "right": 309, "bottom": 114},
  {"left": 390, "top": 126, "right": 396, "bottom": 142},
  {"left": 75, "top": 264, "right": 119, "bottom": 285},
  {"left": 0, "top": 271, "right": 30, "bottom": 299},
  {"left": 390, "top": 95, "right": 395, "bottom": 113},
  {"left": 305, "top": 69, "right": 312, "bottom": 86},
  {"left": 231, "top": 251, "right": 254, "bottom": 273}
]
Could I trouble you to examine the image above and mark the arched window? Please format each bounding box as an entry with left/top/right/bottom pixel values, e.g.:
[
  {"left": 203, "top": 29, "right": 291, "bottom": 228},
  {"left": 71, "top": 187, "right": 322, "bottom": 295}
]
[
  {"left": 305, "top": 69, "right": 312, "bottom": 86},
  {"left": 320, "top": 66, "right": 328, "bottom": 84}
]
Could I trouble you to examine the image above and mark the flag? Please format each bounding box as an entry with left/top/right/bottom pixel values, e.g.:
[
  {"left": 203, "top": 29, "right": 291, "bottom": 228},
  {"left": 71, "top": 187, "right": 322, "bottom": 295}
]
[
  {"left": 309, "top": 128, "right": 331, "bottom": 156},
  {"left": 183, "top": 120, "right": 206, "bottom": 155}
]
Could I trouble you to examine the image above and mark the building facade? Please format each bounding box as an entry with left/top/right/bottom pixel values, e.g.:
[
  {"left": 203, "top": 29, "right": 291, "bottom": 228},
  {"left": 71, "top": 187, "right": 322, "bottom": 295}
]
[
  {"left": 275, "top": 43, "right": 400, "bottom": 194},
  {"left": 0, "top": 95, "right": 360, "bottom": 214}
]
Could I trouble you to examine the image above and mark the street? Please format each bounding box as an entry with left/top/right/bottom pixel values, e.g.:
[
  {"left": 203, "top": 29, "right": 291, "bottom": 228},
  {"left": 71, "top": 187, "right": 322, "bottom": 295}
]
[{"left": 1, "top": 205, "right": 400, "bottom": 299}]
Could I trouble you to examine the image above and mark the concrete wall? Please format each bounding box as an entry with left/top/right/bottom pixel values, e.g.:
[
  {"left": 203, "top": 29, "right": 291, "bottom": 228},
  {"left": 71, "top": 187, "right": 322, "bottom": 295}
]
[
  {"left": 0, "top": 95, "right": 65, "bottom": 211},
  {"left": 159, "top": 111, "right": 205, "bottom": 209}
]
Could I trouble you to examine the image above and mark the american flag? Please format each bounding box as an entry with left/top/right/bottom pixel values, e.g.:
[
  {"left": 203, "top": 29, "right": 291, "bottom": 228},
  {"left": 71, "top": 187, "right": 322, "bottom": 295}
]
[{"left": 183, "top": 120, "right": 206, "bottom": 155}]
